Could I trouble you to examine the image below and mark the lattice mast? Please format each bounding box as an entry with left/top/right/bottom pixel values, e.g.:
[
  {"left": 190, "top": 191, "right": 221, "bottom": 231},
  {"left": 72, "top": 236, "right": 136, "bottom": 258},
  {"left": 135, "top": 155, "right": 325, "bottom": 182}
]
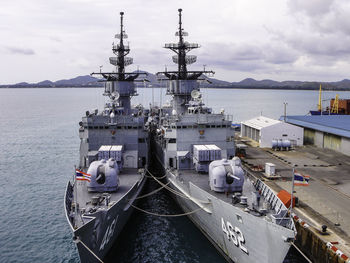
[
  {"left": 112, "top": 12, "right": 131, "bottom": 81},
  {"left": 91, "top": 12, "right": 146, "bottom": 114},
  {"left": 158, "top": 9, "right": 214, "bottom": 115},
  {"left": 163, "top": 8, "right": 205, "bottom": 80}
]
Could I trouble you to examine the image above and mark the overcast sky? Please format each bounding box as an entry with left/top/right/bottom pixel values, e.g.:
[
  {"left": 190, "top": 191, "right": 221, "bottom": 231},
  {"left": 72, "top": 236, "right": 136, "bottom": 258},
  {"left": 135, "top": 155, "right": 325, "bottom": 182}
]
[{"left": 1, "top": 0, "right": 350, "bottom": 84}]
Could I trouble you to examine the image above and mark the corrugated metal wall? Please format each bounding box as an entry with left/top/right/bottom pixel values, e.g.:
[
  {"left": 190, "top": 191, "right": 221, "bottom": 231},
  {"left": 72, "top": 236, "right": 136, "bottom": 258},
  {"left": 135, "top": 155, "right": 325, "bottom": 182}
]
[
  {"left": 323, "top": 133, "right": 341, "bottom": 151},
  {"left": 241, "top": 124, "right": 260, "bottom": 143},
  {"left": 304, "top": 128, "right": 315, "bottom": 145}
]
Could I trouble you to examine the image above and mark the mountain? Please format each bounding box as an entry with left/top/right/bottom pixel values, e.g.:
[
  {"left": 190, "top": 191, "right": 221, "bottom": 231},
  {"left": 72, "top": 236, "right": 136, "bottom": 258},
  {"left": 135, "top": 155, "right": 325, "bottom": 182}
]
[
  {"left": 55, "top": 75, "right": 99, "bottom": 86},
  {"left": 37, "top": 80, "right": 54, "bottom": 86},
  {"left": 2, "top": 72, "right": 350, "bottom": 90},
  {"left": 237, "top": 78, "right": 258, "bottom": 86},
  {"left": 331, "top": 79, "right": 350, "bottom": 90}
]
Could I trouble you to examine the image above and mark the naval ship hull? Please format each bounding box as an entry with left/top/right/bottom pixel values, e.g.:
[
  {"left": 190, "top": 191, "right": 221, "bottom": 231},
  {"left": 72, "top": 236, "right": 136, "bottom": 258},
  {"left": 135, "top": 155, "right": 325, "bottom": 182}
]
[
  {"left": 64, "top": 173, "right": 146, "bottom": 263},
  {"left": 153, "top": 141, "right": 294, "bottom": 263}
]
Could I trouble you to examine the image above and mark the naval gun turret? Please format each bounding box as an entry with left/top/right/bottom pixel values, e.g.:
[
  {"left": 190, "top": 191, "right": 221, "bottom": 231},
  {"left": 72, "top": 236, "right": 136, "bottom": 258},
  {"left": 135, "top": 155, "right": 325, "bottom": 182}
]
[
  {"left": 87, "top": 159, "right": 120, "bottom": 192},
  {"left": 209, "top": 157, "right": 245, "bottom": 193},
  {"left": 157, "top": 9, "right": 214, "bottom": 115}
]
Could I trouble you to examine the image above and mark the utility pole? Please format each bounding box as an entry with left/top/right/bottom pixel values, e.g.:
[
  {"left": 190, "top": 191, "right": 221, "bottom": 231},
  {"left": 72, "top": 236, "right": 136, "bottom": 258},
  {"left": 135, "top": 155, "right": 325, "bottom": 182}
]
[{"left": 283, "top": 102, "right": 288, "bottom": 122}]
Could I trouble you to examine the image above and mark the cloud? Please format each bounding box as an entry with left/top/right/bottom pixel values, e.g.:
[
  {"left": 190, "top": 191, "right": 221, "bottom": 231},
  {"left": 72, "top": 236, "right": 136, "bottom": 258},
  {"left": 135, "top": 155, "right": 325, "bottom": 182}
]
[
  {"left": 49, "top": 36, "right": 62, "bottom": 42},
  {"left": 287, "top": 0, "right": 334, "bottom": 16},
  {"left": 2, "top": 0, "right": 350, "bottom": 83},
  {"left": 196, "top": 41, "right": 299, "bottom": 73},
  {"left": 287, "top": 0, "right": 350, "bottom": 35},
  {"left": 4, "top": 46, "right": 35, "bottom": 55}
]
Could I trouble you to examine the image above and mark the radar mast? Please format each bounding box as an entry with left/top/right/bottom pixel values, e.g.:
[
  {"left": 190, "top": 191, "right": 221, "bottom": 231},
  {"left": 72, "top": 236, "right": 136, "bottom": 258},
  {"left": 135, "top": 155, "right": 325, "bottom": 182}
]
[
  {"left": 156, "top": 9, "right": 214, "bottom": 115},
  {"left": 158, "top": 8, "right": 214, "bottom": 80},
  {"left": 91, "top": 12, "right": 146, "bottom": 82},
  {"left": 90, "top": 12, "right": 146, "bottom": 114}
]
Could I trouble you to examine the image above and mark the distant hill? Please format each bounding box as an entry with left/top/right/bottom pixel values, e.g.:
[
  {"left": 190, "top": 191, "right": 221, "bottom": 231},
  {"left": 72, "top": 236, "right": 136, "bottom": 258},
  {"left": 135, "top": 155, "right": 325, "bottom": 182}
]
[
  {"left": 55, "top": 75, "right": 98, "bottom": 86},
  {"left": 2, "top": 71, "right": 350, "bottom": 90},
  {"left": 37, "top": 80, "right": 54, "bottom": 86}
]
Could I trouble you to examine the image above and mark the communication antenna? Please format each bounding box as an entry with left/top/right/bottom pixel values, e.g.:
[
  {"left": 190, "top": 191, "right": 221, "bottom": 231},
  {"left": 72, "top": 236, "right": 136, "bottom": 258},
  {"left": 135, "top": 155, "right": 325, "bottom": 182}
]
[
  {"left": 91, "top": 11, "right": 146, "bottom": 81},
  {"left": 156, "top": 9, "right": 214, "bottom": 81}
]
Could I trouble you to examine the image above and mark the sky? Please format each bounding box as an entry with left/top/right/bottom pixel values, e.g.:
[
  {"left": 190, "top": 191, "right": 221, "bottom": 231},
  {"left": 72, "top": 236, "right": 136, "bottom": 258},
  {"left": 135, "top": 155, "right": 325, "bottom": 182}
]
[{"left": 1, "top": 0, "right": 350, "bottom": 84}]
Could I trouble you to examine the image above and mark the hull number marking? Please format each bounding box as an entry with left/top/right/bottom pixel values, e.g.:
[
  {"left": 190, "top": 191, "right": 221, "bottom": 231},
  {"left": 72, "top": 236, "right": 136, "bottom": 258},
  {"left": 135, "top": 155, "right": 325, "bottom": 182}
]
[
  {"left": 100, "top": 218, "right": 117, "bottom": 251},
  {"left": 221, "top": 218, "right": 248, "bottom": 254}
]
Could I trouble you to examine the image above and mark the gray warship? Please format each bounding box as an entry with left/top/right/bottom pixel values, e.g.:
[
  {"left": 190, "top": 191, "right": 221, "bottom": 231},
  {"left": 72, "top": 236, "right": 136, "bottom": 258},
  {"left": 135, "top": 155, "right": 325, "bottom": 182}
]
[
  {"left": 64, "top": 12, "right": 149, "bottom": 263},
  {"left": 151, "top": 9, "right": 296, "bottom": 263}
]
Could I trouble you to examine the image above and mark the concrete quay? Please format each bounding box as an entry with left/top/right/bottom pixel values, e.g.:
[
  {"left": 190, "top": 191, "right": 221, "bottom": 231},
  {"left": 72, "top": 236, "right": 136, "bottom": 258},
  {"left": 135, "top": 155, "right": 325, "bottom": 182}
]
[{"left": 238, "top": 137, "right": 350, "bottom": 262}]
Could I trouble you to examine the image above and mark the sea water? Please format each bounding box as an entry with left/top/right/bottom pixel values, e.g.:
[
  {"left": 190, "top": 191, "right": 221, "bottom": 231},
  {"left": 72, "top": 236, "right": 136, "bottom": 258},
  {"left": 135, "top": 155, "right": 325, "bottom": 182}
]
[{"left": 1, "top": 87, "right": 347, "bottom": 263}]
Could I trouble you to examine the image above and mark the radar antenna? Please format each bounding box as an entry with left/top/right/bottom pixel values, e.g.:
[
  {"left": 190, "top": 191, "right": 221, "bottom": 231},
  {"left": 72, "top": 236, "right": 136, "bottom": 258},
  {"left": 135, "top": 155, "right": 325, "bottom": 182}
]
[
  {"left": 191, "top": 90, "right": 201, "bottom": 100},
  {"left": 91, "top": 12, "right": 146, "bottom": 81},
  {"left": 157, "top": 9, "right": 214, "bottom": 80}
]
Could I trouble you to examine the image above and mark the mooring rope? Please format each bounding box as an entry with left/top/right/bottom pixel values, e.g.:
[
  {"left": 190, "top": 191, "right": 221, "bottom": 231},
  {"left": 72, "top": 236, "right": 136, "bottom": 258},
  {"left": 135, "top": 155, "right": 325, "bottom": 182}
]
[
  {"left": 131, "top": 203, "right": 208, "bottom": 217},
  {"left": 145, "top": 172, "right": 167, "bottom": 180},
  {"left": 291, "top": 242, "right": 312, "bottom": 263},
  {"left": 130, "top": 181, "right": 170, "bottom": 200},
  {"left": 74, "top": 236, "right": 104, "bottom": 263},
  {"left": 145, "top": 168, "right": 211, "bottom": 204}
]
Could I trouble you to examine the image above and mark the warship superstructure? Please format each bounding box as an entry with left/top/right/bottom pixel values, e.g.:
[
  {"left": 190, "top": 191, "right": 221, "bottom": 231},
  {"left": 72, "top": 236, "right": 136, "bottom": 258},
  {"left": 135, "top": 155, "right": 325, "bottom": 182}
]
[
  {"left": 151, "top": 9, "right": 296, "bottom": 263},
  {"left": 64, "top": 12, "right": 148, "bottom": 262}
]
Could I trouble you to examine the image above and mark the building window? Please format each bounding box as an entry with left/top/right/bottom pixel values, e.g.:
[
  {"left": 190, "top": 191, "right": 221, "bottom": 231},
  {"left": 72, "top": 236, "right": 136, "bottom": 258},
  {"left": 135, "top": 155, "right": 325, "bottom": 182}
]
[{"left": 169, "top": 138, "right": 176, "bottom": 143}]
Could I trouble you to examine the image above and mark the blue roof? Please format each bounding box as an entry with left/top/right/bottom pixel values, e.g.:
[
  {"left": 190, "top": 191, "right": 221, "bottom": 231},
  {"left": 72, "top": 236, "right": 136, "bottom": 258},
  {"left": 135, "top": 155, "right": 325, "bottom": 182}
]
[{"left": 280, "top": 115, "right": 350, "bottom": 138}]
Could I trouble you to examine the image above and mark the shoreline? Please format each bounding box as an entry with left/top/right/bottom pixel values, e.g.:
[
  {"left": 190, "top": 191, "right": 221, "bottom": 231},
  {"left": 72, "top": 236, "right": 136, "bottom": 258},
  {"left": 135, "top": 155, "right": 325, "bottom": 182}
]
[{"left": 2, "top": 85, "right": 350, "bottom": 91}]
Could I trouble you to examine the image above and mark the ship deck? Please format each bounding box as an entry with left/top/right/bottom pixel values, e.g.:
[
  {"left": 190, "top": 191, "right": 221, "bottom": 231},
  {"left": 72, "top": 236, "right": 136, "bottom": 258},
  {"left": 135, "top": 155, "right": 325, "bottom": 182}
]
[
  {"left": 73, "top": 168, "right": 142, "bottom": 226},
  {"left": 170, "top": 168, "right": 281, "bottom": 218}
]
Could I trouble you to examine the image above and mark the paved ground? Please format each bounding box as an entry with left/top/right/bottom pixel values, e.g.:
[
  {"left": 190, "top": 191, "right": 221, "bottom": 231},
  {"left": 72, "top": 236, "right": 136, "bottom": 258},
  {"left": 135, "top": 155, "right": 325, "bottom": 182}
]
[{"left": 238, "top": 138, "right": 350, "bottom": 255}]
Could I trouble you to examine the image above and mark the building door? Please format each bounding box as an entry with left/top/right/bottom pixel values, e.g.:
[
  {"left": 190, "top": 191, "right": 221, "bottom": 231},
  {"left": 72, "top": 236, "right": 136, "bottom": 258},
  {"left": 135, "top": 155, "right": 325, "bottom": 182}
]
[{"left": 125, "top": 156, "right": 135, "bottom": 168}]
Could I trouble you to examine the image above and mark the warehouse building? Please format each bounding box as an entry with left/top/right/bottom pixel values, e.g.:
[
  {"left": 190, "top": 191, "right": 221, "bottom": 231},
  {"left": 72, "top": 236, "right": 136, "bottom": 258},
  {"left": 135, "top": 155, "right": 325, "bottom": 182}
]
[
  {"left": 241, "top": 116, "right": 304, "bottom": 148},
  {"left": 284, "top": 115, "right": 350, "bottom": 156}
]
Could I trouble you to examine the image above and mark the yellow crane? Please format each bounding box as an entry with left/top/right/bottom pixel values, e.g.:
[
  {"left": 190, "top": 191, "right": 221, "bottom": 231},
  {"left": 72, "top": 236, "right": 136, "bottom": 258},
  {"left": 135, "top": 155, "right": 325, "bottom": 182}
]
[
  {"left": 317, "top": 84, "right": 322, "bottom": 112},
  {"left": 331, "top": 94, "right": 339, "bottom": 114}
]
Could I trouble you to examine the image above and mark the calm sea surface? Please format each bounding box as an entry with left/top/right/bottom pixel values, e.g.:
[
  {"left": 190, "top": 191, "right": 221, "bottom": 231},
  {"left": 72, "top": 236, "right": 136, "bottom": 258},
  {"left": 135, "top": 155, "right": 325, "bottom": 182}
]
[{"left": 1, "top": 87, "right": 348, "bottom": 263}]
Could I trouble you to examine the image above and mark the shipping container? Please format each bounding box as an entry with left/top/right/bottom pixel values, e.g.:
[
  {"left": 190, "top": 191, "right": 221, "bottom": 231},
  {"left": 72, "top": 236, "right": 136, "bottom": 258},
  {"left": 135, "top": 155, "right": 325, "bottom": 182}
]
[
  {"left": 206, "top": 144, "right": 222, "bottom": 160},
  {"left": 98, "top": 145, "right": 112, "bottom": 160},
  {"left": 110, "top": 145, "right": 123, "bottom": 161},
  {"left": 193, "top": 145, "right": 209, "bottom": 162}
]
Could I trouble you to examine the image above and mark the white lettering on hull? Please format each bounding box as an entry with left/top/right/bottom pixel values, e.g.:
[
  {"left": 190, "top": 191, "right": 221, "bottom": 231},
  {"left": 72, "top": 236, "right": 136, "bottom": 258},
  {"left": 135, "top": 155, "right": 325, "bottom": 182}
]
[
  {"left": 99, "top": 217, "right": 117, "bottom": 251},
  {"left": 221, "top": 217, "right": 248, "bottom": 254}
]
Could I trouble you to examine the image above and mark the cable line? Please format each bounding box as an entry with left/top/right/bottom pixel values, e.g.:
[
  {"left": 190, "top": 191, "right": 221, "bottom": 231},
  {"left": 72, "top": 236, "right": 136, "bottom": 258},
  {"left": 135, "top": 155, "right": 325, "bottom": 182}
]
[{"left": 131, "top": 204, "right": 208, "bottom": 217}]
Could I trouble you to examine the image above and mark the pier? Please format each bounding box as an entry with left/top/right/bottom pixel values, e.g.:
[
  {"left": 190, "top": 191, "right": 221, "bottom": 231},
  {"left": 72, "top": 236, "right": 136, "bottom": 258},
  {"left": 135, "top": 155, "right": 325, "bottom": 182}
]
[{"left": 238, "top": 137, "right": 350, "bottom": 262}]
